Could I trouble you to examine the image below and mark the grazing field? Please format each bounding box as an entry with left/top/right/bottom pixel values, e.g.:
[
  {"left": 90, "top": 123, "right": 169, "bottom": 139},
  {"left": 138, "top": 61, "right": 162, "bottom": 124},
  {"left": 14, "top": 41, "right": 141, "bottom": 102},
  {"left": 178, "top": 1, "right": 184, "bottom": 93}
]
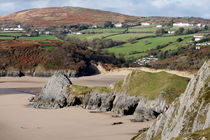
[
  {"left": 106, "top": 33, "right": 154, "bottom": 41},
  {"left": 128, "top": 27, "right": 157, "bottom": 32},
  {"left": 106, "top": 34, "right": 202, "bottom": 55},
  {"left": 0, "top": 32, "right": 22, "bottom": 36},
  {"left": 20, "top": 35, "right": 60, "bottom": 41},
  {"left": 81, "top": 28, "right": 127, "bottom": 33},
  {"left": 124, "top": 53, "right": 148, "bottom": 60},
  {"left": 0, "top": 37, "right": 14, "bottom": 40},
  {"left": 67, "top": 33, "right": 114, "bottom": 41}
]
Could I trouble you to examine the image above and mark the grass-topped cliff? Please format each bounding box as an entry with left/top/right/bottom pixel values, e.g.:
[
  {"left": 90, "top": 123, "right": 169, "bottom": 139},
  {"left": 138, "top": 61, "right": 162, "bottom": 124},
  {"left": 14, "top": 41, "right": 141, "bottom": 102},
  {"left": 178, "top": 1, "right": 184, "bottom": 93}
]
[
  {"left": 134, "top": 61, "right": 210, "bottom": 140},
  {"left": 115, "top": 71, "right": 189, "bottom": 104},
  {"left": 68, "top": 71, "right": 189, "bottom": 104}
]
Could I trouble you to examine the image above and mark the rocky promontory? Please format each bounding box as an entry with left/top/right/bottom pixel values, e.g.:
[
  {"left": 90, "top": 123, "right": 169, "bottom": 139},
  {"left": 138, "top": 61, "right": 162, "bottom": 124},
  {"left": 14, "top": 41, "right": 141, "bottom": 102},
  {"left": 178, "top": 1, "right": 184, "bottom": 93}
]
[{"left": 134, "top": 61, "right": 210, "bottom": 140}]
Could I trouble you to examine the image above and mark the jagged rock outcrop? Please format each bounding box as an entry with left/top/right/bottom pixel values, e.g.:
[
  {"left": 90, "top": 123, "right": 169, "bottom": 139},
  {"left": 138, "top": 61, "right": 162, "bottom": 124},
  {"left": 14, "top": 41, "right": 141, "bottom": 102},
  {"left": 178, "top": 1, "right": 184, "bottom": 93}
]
[
  {"left": 32, "top": 72, "right": 72, "bottom": 109},
  {"left": 112, "top": 93, "right": 139, "bottom": 115},
  {"left": 100, "top": 93, "right": 115, "bottom": 112},
  {"left": 132, "top": 95, "right": 168, "bottom": 122},
  {"left": 82, "top": 93, "right": 115, "bottom": 111},
  {"left": 67, "top": 94, "right": 82, "bottom": 106},
  {"left": 135, "top": 61, "right": 210, "bottom": 140},
  {"left": 0, "top": 70, "right": 77, "bottom": 77},
  {"left": 0, "top": 70, "right": 24, "bottom": 77}
]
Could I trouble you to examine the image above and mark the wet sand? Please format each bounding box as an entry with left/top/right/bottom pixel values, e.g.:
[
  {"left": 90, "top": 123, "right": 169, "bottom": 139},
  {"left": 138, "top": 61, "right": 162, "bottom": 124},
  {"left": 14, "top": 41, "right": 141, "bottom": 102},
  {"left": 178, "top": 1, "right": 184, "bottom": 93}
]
[{"left": 0, "top": 74, "right": 152, "bottom": 140}]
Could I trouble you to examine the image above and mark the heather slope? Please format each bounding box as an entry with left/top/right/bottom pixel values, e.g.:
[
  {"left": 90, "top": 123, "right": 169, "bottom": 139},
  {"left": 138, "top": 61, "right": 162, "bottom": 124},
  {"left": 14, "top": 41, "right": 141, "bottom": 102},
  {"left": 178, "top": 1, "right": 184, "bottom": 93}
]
[{"left": 0, "top": 6, "right": 139, "bottom": 27}]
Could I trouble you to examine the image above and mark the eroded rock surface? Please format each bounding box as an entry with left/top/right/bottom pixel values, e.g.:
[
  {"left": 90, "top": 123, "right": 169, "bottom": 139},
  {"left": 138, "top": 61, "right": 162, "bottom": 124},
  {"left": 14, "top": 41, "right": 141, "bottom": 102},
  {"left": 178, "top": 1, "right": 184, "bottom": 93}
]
[
  {"left": 135, "top": 61, "right": 210, "bottom": 140},
  {"left": 132, "top": 96, "right": 168, "bottom": 122},
  {"left": 32, "top": 72, "right": 72, "bottom": 109},
  {"left": 112, "top": 93, "right": 139, "bottom": 115}
]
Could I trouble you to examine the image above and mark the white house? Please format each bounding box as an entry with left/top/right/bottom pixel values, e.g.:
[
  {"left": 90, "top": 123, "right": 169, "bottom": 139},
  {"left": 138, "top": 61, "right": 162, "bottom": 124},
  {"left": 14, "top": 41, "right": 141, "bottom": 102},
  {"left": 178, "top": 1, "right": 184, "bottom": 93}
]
[
  {"left": 92, "top": 25, "right": 98, "bottom": 29},
  {"left": 194, "top": 35, "right": 204, "bottom": 42},
  {"left": 156, "top": 25, "right": 163, "bottom": 28},
  {"left": 173, "top": 23, "right": 194, "bottom": 27},
  {"left": 141, "top": 23, "right": 151, "bottom": 26},
  {"left": 2, "top": 25, "right": 24, "bottom": 31},
  {"left": 196, "top": 23, "right": 202, "bottom": 27},
  {"left": 168, "top": 30, "right": 175, "bottom": 34},
  {"left": 114, "top": 23, "right": 124, "bottom": 28}
]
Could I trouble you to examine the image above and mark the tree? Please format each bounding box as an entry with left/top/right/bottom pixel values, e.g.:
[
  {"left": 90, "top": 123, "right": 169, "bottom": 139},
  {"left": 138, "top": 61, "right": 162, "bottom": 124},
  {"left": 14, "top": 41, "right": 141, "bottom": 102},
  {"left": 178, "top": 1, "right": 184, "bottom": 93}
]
[
  {"left": 175, "top": 27, "right": 184, "bottom": 35},
  {"left": 156, "top": 28, "right": 165, "bottom": 36},
  {"left": 104, "top": 21, "right": 113, "bottom": 28},
  {"left": 204, "top": 25, "right": 208, "bottom": 30}
]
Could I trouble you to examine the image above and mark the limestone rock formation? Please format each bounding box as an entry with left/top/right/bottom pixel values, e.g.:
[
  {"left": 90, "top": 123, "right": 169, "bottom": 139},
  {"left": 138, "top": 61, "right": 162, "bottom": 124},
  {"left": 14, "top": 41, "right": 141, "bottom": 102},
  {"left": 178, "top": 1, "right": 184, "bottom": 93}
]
[
  {"left": 112, "top": 93, "right": 139, "bottom": 115},
  {"left": 32, "top": 72, "right": 72, "bottom": 109},
  {"left": 132, "top": 96, "right": 168, "bottom": 122},
  {"left": 82, "top": 93, "right": 115, "bottom": 111},
  {"left": 135, "top": 61, "right": 210, "bottom": 140}
]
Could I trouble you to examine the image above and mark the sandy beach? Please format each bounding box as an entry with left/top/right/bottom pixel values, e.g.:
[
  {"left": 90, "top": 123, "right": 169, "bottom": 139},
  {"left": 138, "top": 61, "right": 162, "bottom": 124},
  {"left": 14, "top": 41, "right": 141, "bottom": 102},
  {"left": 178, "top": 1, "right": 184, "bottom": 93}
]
[{"left": 0, "top": 75, "right": 151, "bottom": 140}]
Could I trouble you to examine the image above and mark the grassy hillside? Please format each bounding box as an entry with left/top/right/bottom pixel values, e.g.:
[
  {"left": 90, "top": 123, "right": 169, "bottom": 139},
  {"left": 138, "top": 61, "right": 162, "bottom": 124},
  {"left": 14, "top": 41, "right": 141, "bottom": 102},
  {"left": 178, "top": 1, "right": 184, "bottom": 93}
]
[{"left": 115, "top": 71, "right": 189, "bottom": 104}]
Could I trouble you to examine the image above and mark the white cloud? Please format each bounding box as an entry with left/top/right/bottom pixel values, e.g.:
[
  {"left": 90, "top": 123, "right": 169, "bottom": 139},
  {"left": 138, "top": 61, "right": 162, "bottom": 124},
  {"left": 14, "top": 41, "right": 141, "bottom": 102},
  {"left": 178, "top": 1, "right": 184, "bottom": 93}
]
[
  {"left": 31, "top": 0, "right": 51, "bottom": 8},
  {"left": 0, "top": 2, "right": 16, "bottom": 14}
]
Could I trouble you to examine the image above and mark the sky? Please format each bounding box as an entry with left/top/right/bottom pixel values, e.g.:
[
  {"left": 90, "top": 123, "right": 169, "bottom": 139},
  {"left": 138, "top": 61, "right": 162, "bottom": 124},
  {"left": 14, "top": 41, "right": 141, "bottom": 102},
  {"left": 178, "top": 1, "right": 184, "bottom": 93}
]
[{"left": 0, "top": 0, "right": 209, "bottom": 18}]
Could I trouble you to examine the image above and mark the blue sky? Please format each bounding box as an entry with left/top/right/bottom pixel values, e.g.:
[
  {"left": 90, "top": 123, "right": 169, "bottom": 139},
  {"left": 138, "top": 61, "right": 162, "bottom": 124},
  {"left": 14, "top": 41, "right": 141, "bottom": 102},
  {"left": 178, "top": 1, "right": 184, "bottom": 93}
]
[{"left": 0, "top": 0, "right": 209, "bottom": 18}]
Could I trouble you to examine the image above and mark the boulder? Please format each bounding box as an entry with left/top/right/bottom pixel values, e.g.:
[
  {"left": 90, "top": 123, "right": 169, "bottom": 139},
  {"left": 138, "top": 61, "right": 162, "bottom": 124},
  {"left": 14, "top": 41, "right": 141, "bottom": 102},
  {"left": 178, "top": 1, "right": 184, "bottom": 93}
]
[
  {"left": 112, "top": 93, "right": 139, "bottom": 115},
  {"left": 32, "top": 72, "right": 72, "bottom": 109}
]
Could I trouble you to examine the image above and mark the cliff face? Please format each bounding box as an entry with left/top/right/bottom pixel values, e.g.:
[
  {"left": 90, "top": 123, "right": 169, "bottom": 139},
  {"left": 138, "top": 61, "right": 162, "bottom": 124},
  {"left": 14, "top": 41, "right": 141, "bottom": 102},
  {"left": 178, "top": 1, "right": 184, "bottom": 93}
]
[{"left": 135, "top": 61, "right": 210, "bottom": 140}]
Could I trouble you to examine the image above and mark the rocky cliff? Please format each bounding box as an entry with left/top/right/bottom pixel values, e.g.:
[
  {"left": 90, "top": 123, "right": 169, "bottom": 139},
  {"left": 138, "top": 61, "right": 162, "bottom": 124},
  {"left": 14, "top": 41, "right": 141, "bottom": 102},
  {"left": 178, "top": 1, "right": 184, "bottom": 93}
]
[{"left": 134, "top": 61, "right": 210, "bottom": 140}]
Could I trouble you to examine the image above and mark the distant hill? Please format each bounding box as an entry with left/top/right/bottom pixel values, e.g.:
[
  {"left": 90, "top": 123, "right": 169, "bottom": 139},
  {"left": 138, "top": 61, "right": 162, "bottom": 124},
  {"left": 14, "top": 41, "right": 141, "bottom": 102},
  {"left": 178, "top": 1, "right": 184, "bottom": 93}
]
[
  {"left": 0, "top": 6, "right": 209, "bottom": 27},
  {"left": 0, "top": 7, "right": 139, "bottom": 27}
]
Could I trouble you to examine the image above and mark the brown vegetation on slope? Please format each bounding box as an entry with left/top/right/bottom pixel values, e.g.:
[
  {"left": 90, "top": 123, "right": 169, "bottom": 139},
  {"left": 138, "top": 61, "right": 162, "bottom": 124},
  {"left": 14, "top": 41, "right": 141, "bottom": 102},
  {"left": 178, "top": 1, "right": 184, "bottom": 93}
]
[
  {"left": 0, "top": 40, "right": 122, "bottom": 75},
  {"left": 0, "top": 7, "right": 139, "bottom": 27}
]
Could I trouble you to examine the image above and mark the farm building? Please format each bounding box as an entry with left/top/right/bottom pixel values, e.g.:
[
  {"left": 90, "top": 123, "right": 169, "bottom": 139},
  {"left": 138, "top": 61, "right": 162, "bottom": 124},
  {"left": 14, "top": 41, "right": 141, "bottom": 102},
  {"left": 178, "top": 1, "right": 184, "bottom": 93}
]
[
  {"left": 141, "top": 23, "right": 151, "bottom": 26},
  {"left": 114, "top": 23, "right": 124, "bottom": 28},
  {"left": 156, "top": 25, "right": 163, "bottom": 28},
  {"left": 168, "top": 30, "right": 175, "bottom": 34},
  {"left": 194, "top": 35, "right": 204, "bottom": 42},
  {"left": 173, "top": 23, "right": 194, "bottom": 27}
]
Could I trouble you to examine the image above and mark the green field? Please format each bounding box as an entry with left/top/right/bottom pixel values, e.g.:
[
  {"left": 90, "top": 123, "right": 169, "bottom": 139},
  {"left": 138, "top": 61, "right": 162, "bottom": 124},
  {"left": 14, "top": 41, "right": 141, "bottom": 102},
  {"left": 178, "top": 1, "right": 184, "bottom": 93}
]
[
  {"left": 106, "top": 34, "right": 201, "bottom": 55},
  {"left": 0, "top": 37, "right": 14, "bottom": 40},
  {"left": 124, "top": 53, "right": 148, "bottom": 60},
  {"left": 81, "top": 28, "right": 127, "bottom": 33},
  {"left": 128, "top": 27, "right": 157, "bottom": 32},
  {"left": 67, "top": 33, "right": 114, "bottom": 41},
  {"left": 0, "top": 32, "right": 22, "bottom": 36},
  {"left": 106, "top": 33, "right": 154, "bottom": 41},
  {"left": 115, "top": 71, "right": 189, "bottom": 103},
  {"left": 20, "top": 35, "right": 60, "bottom": 41}
]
